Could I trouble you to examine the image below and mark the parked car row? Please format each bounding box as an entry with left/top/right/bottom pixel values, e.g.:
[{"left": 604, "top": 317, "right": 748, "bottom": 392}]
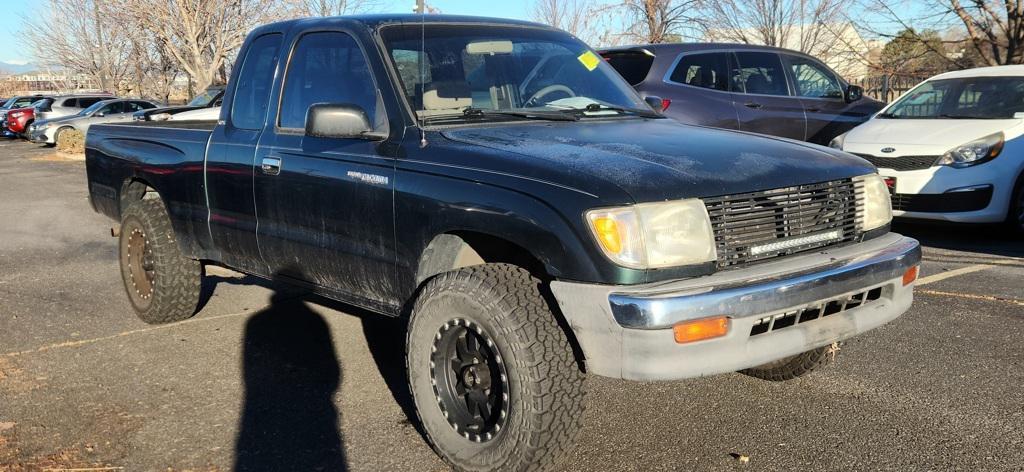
[{"left": 0, "top": 93, "right": 161, "bottom": 145}]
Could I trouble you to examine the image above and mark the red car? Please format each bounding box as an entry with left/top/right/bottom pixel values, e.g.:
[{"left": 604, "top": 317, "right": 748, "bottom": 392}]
[{"left": 5, "top": 106, "right": 35, "bottom": 135}]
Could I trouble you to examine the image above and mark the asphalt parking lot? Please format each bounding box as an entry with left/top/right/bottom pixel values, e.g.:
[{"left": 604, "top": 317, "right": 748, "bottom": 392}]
[{"left": 0, "top": 139, "right": 1022, "bottom": 471}]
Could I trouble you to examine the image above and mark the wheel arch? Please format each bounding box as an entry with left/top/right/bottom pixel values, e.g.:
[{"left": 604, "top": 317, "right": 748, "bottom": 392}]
[{"left": 415, "top": 231, "right": 588, "bottom": 372}]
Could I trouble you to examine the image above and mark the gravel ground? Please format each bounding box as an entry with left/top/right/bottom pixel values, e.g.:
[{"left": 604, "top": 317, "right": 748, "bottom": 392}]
[{"left": 0, "top": 140, "right": 1022, "bottom": 471}]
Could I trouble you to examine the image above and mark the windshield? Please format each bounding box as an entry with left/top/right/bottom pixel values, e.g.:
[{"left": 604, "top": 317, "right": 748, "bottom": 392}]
[
  {"left": 881, "top": 76, "right": 1024, "bottom": 119},
  {"left": 188, "top": 89, "right": 222, "bottom": 107},
  {"left": 380, "top": 24, "right": 650, "bottom": 123}
]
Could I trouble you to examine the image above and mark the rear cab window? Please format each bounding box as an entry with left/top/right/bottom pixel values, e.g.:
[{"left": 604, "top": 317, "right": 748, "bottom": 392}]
[
  {"left": 229, "top": 33, "right": 283, "bottom": 130},
  {"left": 733, "top": 52, "right": 790, "bottom": 96},
  {"left": 601, "top": 51, "right": 655, "bottom": 86},
  {"left": 669, "top": 52, "right": 730, "bottom": 91}
]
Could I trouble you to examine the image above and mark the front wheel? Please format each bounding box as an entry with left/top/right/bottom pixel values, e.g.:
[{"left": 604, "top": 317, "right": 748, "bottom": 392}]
[{"left": 407, "top": 264, "right": 585, "bottom": 472}]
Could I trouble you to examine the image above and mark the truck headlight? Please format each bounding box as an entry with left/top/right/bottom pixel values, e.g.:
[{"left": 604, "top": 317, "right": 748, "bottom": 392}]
[
  {"left": 586, "top": 199, "right": 717, "bottom": 269},
  {"left": 856, "top": 174, "right": 892, "bottom": 231},
  {"left": 936, "top": 132, "right": 1004, "bottom": 168}
]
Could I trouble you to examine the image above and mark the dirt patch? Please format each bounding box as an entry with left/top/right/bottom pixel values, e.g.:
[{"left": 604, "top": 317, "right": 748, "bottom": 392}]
[
  {"left": 56, "top": 129, "right": 84, "bottom": 155},
  {"left": 0, "top": 358, "right": 39, "bottom": 393},
  {"left": 30, "top": 153, "right": 85, "bottom": 163},
  {"left": 0, "top": 405, "right": 143, "bottom": 472}
]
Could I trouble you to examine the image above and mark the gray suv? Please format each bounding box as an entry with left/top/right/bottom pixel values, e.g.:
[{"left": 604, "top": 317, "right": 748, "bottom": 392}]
[
  {"left": 35, "top": 94, "right": 114, "bottom": 121},
  {"left": 599, "top": 44, "right": 884, "bottom": 145}
]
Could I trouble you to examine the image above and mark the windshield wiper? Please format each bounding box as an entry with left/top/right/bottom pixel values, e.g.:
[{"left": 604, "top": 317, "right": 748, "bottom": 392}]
[
  {"left": 560, "top": 103, "right": 661, "bottom": 118},
  {"left": 422, "top": 107, "right": 579, "bottom": 124},
  {"left": 939, "top": 113, "right": 988, "bottom": 119},
  {"left": 876, "top": 113, "right": 900, "bottom": 119}
]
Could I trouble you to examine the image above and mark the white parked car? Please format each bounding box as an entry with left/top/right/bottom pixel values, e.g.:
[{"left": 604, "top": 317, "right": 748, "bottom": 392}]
[
  {"left": 167, "top": 106, "right": 221, "bottom": 121},
  {"left": 831, "top": 65, "right": 1024, "bottom": 233}
]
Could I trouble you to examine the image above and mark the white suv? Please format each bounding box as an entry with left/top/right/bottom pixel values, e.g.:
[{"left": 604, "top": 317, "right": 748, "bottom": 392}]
[{"left": 832, "top": 65, "right": 1024, "bottom": 233}]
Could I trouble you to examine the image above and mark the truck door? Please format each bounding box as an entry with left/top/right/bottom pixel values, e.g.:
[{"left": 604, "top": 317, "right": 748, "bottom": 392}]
[
  {"left": 254, "top": 31, "right": 398, "bottom": 311},
  {"left": 730, "top": 51, "right": 807, "bottom": 140},
  {"left": 205, "top": 33, "right": 283, "bottom": 274}
]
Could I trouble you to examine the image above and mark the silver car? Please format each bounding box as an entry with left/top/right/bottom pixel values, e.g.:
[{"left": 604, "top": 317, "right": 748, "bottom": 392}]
[
  {"left": 29, "top": 99, "right": 158, "bottom": 145},
  {"left": 34, "top": 94, "right": 114, "bottom": 122}
]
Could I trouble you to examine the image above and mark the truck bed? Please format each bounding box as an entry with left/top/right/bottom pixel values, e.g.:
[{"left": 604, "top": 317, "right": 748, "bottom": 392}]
[{"left": 85, "top": 120, "right": 216, "bottom": 258}]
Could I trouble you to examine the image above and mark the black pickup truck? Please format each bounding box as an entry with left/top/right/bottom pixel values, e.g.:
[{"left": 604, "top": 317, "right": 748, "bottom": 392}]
[{"left": 86, "top": 15, "right": 921, "bottom": 471}]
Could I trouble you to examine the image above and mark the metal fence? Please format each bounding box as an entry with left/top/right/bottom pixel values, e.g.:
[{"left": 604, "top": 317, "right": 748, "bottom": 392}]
[{"left": 851, "top": 74, "right": 931, "bottom": 103}]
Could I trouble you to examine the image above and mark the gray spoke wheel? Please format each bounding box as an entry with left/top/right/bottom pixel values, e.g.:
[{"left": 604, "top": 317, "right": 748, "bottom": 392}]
[{"left": 407, "top": 263, "right": 585, "bottom": 472}]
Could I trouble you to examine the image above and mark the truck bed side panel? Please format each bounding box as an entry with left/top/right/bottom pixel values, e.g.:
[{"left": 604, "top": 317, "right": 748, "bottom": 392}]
[{"left": 85, "top": 122, "right": 215, "bottom": 258}]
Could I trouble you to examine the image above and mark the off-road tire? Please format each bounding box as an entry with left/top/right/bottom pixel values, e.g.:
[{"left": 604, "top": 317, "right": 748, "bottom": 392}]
[
  {"left": 740, "top": 343, "right": 838, "bottom": 381},
  {"left": 407, "top": 263, "right": 586, "bottom": 472},
  {"left": 118, "top": 197, "right": 202, "bottom": 324}
]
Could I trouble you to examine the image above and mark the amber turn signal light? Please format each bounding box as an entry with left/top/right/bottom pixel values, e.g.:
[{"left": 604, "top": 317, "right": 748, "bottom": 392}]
[
  {"left": 673, "top": 316, "right": 729, "bottom": 344},
  {"left": 903, "top": 266, "right": 919, "bottom": 286}
]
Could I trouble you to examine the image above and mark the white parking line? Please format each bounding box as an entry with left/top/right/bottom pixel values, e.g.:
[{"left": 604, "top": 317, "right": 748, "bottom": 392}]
[{"left": 916, "top": 264, "right": 992, "bottom": 286}]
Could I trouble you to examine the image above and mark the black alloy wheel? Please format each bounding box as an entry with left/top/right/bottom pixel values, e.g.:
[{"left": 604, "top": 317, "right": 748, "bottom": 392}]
[{"left": 430, "top": 318, "right": 508, "bottom": 443}]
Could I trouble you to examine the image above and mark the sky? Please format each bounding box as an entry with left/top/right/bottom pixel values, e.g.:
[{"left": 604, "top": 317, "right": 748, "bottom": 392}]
[{"left": 0, "top": 0, "right": 533, "bottom": 65}]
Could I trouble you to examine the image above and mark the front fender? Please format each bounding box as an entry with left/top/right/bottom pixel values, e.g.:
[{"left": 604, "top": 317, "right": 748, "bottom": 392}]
[{"left": 394, "top": 157, "right": 644, "bottom": 302}]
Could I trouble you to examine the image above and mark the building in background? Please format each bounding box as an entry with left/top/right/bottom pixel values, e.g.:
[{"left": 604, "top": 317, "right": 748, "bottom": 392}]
[{"left": 703, "top": 21, "right": 876, "bottom": 80}]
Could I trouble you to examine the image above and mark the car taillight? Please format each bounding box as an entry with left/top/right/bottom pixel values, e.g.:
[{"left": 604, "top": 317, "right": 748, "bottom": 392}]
[{"left": 660, "top": 98, "right": 671, "bottom": 111}]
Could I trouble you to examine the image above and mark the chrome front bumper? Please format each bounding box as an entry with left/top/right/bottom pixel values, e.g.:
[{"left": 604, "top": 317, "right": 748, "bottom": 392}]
[{"left": 550, "top": 233, "right": 921, "bottom": 381}]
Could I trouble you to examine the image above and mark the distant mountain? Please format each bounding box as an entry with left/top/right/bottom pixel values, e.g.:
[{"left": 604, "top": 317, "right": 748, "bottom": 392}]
[{"left": 0, "top": 62, "right": 36, "bottom": 75}]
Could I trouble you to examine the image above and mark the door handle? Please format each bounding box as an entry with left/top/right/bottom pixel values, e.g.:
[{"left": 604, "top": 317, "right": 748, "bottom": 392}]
[
  {"left": 807, "top": 107, "right": 821, "bottom": 113},
  {"left": 744, "top": 102, "right": 763, "bottom": 109},
  {"left": 261, "top": 157, "right": 281, "bottom": 176}
]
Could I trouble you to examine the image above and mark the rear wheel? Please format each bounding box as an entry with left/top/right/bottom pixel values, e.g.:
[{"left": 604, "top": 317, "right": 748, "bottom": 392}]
[
  {"left": 118, "top": 197, "right": 202, "bottom": 324},
  {"left": 407, "top": 264, "right": 585, "bottom": 472},
  {"left": 740, "top": 343, "right": 839, "bottom": 381}
]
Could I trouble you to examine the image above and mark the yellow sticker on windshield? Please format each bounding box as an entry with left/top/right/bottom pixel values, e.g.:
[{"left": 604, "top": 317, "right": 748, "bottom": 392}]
[{"left": 578, "top": 51, "right": 601, "bottom": 71}]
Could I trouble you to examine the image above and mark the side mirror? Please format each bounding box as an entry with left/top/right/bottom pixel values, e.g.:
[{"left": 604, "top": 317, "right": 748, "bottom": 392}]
[
  {"left": 96, "top": 112, "right": 105, "bottom": 117},
  {"left": 305, "top": 103, "right": 383, "bottom": 140},
  {"left": 845, "top": 85, "right": 863, "bottom": 103},
  {"left": 643, "top": 95, "right": 665, "bottom": 112}
]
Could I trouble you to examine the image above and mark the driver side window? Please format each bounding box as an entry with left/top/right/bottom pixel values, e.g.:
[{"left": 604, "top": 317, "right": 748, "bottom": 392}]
[{"left": 787, "top": 55, "right": 842, "bottom": 99}]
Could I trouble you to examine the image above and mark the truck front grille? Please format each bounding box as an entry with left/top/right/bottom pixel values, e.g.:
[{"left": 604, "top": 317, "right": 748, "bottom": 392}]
[
  {"left": 852, "top": 153, "right": 938, "bottom": 171},
  {"left": 704, "top": 178, "right": 863, "bottom": 268}
]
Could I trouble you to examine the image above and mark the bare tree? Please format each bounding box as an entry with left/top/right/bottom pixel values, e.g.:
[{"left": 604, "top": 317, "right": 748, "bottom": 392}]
[
  {"left": 700, "top": 0, "right": 848, "bottom": 53},
  {"left": 619, "top": 0, "right": 701, "bottom": 43},
  {"left": 860, "top": 0, "right": 1023, "bottom": 66},
  {"left": 23, "top": 0, "right": 132, "bottom": 93},
  {"left": 113, "top": 0, "right": 287, "bottom": 92},
  {"left": 287, "top": 0, "right": 379, "bottom": 16},
  {"left": 947, "top": 0, "right": 1022, "bottom": 64},
  {"left": 532, "top": 0, "right": 594, "bottom": 39}
]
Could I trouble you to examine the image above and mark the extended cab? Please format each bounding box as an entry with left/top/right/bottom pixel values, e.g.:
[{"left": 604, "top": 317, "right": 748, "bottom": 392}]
[{"left": 85, "top": 15, "right": 921, "bottom": 471}]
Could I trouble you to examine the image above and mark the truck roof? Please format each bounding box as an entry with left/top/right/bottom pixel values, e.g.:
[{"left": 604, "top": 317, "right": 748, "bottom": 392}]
[{"left": 257, "top": 14, "right": 555, "bottom": 34}]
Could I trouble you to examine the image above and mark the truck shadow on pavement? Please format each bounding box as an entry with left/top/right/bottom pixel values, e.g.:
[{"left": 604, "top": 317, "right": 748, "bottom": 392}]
[{"left": 234, "top": 284, "right": 348, "bottom": 471}]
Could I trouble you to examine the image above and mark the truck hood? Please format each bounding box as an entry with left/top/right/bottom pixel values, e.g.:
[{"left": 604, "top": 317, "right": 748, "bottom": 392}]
[
  {"left": 441, "top": 119, "right": 873, "bottom": 202},
  {"left": 845, "top": 118, "right": 1022, "bottom": 150}
]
